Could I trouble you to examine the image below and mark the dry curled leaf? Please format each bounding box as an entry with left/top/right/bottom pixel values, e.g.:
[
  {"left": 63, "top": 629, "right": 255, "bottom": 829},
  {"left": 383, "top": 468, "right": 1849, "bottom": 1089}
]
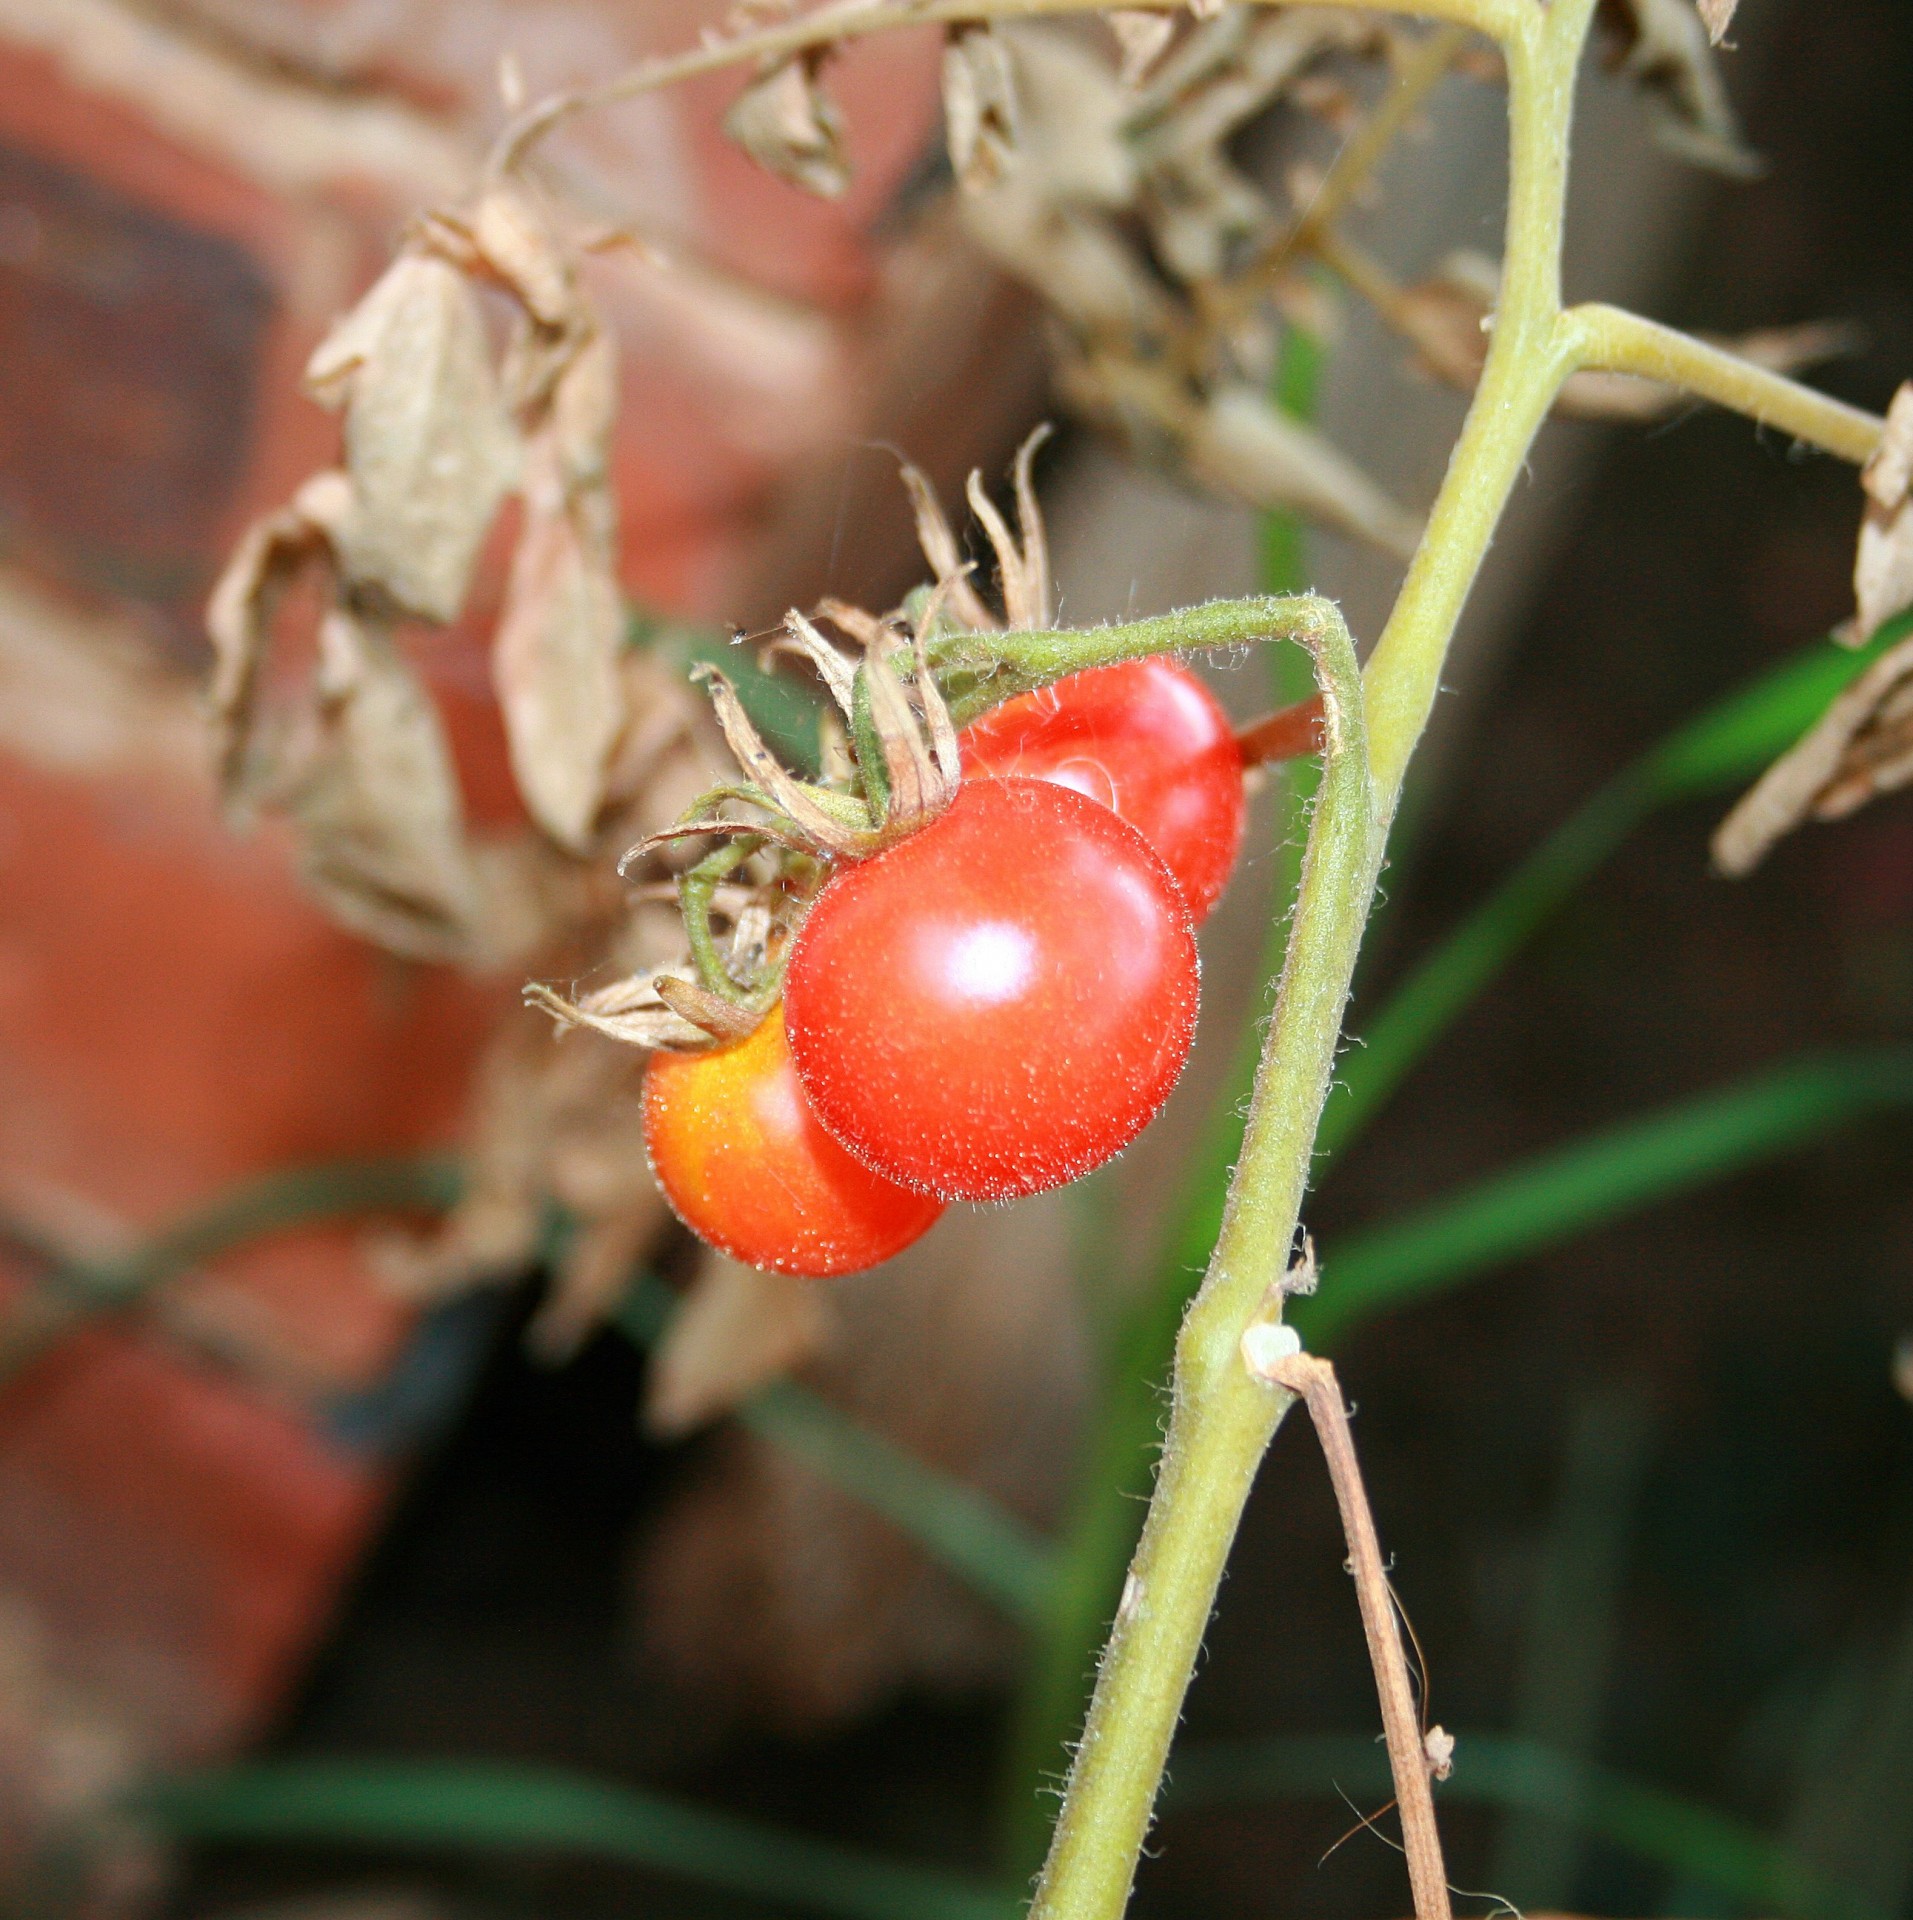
[
  {"left": 305, "top": 254, "right": 520, "bottom": 621},
  {"left": 1183, "top": 379, "right": 1422, "bottom": 558},
  {"left": 1714, "top": 634, "right": 1913, "bottom": 875},
  {"left": 1600, "top": 0, "right": 1760, "bottom": 178},
  {"left": 525, "top": 971, "right": 713, "bottom": 1052},
  {"left": 645, "top": 1255, "right": 830, "bottom": 1437},
  {"left": 1696, "top": 0, "right": 1739, "bottom": 45},
  {"left": 1108, "top": 10, "right": 1177, "bottom": 87},
  {"left": 285, "top": 604, "right": 482, "bottom": 961},
  {"left": 724, "top": 50, "right": 851, "bottom": 201},
  {"left": 495, "top": 437, "right": 627, "bottom": 852},
  {"left": 1853, "top": 382, "right": 1913, "bottom": 647},
  {"left": 943, "top": 24, "right": 1020, "bottom": 194}
]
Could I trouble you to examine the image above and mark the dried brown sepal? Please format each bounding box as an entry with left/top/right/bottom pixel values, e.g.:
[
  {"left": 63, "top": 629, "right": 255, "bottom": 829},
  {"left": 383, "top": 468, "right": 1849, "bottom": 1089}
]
[
  {"left": 943, "top": 23, "right": 1020, "bottom": 195},
  {"left": 898, "top": 468, "right": 999, "bottom": 634},
  {"left": 861, "top": 631, "right": 956, "bottom": 833},
  {"left": 304, "top": 253, "right": 520, "bottom": 622},
  {"left": 781, "top": 608, "right": 860, "bottom": 717},
  {"left": 525, "top": 973, "right": 713, "bottom": 1052},
  {"left": 810, "top": 598, "right": 890, "bottom": 650},
  {"left": 654, "top": 974, "right": 763, "bottom": 1042},
  {"left": 645, "top": 1253, "right": 831, "bottom": 1438},
  {"left": 1713, "top": 634, "right": 1913, "bottom": 875},
  {"left": 1852, "top": 382, "right": 1913, "bottom": 647},
  {"left": 695, "top": 664, "right": 883, "bottom": 856},
  {"left": 283, "top": 604, "right": 483, "bottom": 962},
  {"left": 724, "top": 50, "right": 851, "bottom": 201},
  {"left": 962, "top": 423, "right": 1055, "bottom": 632},
  {"left": 1599, "top": 0, "right": 1761, "bottom": 179}
]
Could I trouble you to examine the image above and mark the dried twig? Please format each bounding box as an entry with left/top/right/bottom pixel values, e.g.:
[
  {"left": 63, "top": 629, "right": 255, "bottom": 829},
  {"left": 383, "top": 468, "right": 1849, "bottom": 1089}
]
[{"left": 1251, "top": 1343, "right": 1454, "bottom": 1920}]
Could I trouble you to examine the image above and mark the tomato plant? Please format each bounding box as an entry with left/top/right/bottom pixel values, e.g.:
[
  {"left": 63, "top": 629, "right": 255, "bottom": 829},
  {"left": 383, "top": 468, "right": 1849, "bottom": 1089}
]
[
  {"left": 958, "top": 658, "right": 1246, "bottom": 922},
  {"left": 644, "top": 1002, "right": 943, "bottom": 1276},
  {"left": 783, "top": 776, "right": 1200, "bottom": 1203}
]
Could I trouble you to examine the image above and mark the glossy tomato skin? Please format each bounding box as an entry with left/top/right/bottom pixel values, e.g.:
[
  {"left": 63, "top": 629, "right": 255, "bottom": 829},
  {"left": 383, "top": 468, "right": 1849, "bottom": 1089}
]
[
  {"left": 784, "top": 777, "right": 1200, "bottom": 1203},
  {"left": 644, "top": 1002, "right": 943, "bottom": 1277},
  {"left": 958, "top": 657, "right": 1245, "bottom": 922}
]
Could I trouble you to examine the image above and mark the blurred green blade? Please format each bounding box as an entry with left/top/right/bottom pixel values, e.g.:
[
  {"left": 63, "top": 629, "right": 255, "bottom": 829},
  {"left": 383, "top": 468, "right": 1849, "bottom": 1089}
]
[
  {"left": 1301, "top": 1051, "right": 1913, "bottom": 1348},
  {"left": 1325, "top": 616, "right": 1913, "bottom": 1157},
  {"left": 146, "top": 1758, "right": 1015, "bottom": 1920},
  {"left": 741, "top": 1381, "right": 1057, "bottom": 1626},
  {"left": 1166, "top": 1732, "right": 1881, "bottom": 1920},
  {"left": 1320, "top": 774, "right": 1649, "bottom": 1154},
  {"left": 617, "top": 1284, "right": 1056, "bottom": 1627},
  {"left": 1647, "top": 609, "right": 1913, "bottom": 798}
]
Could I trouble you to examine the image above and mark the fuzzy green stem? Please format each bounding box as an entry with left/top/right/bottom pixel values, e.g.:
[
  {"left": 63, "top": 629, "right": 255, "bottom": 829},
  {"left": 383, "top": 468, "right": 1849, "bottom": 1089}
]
[
  {"left": 929, "top": 595, "right": 1344, "bottom": 730},
  {"left": 1023, "top": 10, "right": 1598, "bottom": 1920},
  {"left": 1566, "top": 304, "right": 1884, "bottom": 465},
  {"left": 1025, "top": 607, "right": 1378, "bottom": 1920}
]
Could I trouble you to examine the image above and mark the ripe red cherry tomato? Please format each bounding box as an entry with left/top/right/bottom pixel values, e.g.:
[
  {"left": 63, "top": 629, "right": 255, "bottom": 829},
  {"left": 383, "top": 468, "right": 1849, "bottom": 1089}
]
[
  {"left": 958, "top": 657, "right": 1245, "bottom": 922},
  {"left": 784, "top": 777, "right": 1200, "bottom": 1203},
  {"left": 644, "top": 1002, "right": 943, "bottom": 1277}
]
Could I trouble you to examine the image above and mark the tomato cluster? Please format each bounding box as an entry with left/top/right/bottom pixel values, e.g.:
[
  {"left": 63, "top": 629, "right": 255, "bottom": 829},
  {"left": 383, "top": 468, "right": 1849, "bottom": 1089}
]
[{"left": 646, "top": 658, "right": 1248, "bottom": 1274}]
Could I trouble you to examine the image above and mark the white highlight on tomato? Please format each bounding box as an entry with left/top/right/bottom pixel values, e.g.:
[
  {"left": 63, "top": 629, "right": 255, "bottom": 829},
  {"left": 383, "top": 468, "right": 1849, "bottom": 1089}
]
[{"left": 941, "top": 920, "right": 1039, "bottom": 1006}]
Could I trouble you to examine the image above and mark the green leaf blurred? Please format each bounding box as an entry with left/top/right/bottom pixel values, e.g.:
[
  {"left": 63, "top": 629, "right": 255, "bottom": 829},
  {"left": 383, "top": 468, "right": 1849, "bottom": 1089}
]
[
  {"left": 1299, "top": 1049, "right": 1913, "bottom": 1348},
  {"left": 1322, "top": 610, "right": 1913, "bottom": 1155},
  {"left": 144, "top": 1758, "right": 1017, "bottom": 1920},
  {"left": 617, "top": 1278, "right": 1056, "bottom": 1627}
]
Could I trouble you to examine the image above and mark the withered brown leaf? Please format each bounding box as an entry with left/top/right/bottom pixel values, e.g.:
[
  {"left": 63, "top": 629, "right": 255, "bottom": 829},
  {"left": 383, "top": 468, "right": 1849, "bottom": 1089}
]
[
  {"left": 724, "top": 50, "right": 851, "bottom": 201},
  {"left": 494, "top": 435, "right": 627, "bottom": 853},
  {"left": 1853, "top": 382, "right": 1913, "bottom": 647},
  {"left": 943, "top": 24, "right": 1021, "bottom": 194},
  {"left": 1696, "top": 0, "right": 1739, "bottom": 45},
  {"left": 1714, "top": 634, "right": 1913, "bottom": 876},
  {"left": 284, "top": 604, "right": 482, "bottom": 961},
  {"left": 645, "top": 1255, "right": 830, "bottom": 1438},
  {"left": 305, "top": 254, "right": 520, "bottom": 622},
  {"left": 1600, "top": 0, "right": 1760, "bottom": 178}
]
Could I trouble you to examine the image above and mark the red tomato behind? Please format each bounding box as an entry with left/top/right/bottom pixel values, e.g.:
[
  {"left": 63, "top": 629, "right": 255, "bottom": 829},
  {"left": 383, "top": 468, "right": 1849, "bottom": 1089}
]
[
  {"left": 959, "top": 657, "right": 1245, "bottom": 922},
  {"left": 644, "top": 1003, "right": 943, "bottom": 1276},
  {"left": 784, "top": 777, "right": 1200, "bottom": 1203}
]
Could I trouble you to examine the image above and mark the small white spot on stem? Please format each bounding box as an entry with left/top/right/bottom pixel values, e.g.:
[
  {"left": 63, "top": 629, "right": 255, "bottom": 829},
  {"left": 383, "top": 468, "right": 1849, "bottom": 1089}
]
[{"left": 1240, "top": 1320, "right": 1303, "bottom": 1381}]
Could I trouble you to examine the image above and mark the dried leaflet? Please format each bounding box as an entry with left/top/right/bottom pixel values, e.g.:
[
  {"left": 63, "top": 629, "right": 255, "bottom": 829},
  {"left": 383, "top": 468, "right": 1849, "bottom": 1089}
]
[
  {"left": 482, "top": 219, "right": 629, "bottom": 852},
  {"left": 285, "top": 606, "right": 481, "bottom": 960},
  {"left": 1599, "top": 0, "right": 1760, "bottom": 178},
  {"left": 943, "top": 24, "right": 1020, "bottom": 194},
  {"left": 724, "top": 51, "right": 851, "bottom": 199},
  {"left": 305, "top": 254, "right": 520, "bottom": 622},
  {"left": 204, "top": 471, "right": 348, "bottom": 803},
  {"left": 495, "top": 441, "right": 626, "bottom": 851},
  {"left": 1696, "top": 0, "right": 1739, "bottom": 45},
  {"left": 1853, "top": 382, "right": 1913, "bottom": 647},
  {"left": 646, "top": 1255, "right": 830, "bottom": 1437},
  {"left": 1107, "top": 11, "right": 1177, "bottom": 88},
  {"left": 1714, "top": 636, "right": 1913, "bottom": 875}
]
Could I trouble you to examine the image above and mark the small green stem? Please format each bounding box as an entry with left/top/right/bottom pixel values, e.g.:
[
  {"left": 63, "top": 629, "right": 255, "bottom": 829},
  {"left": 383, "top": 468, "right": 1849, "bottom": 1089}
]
[
  {"left": 679, "top": 836, "right": 762, "bottom": 998},
  {"left": 1567, "top": 304, "right": 1884, "bottom": 465},
  {"left": 929, "top": 595, "right": 1344, "bottom": 730}
]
